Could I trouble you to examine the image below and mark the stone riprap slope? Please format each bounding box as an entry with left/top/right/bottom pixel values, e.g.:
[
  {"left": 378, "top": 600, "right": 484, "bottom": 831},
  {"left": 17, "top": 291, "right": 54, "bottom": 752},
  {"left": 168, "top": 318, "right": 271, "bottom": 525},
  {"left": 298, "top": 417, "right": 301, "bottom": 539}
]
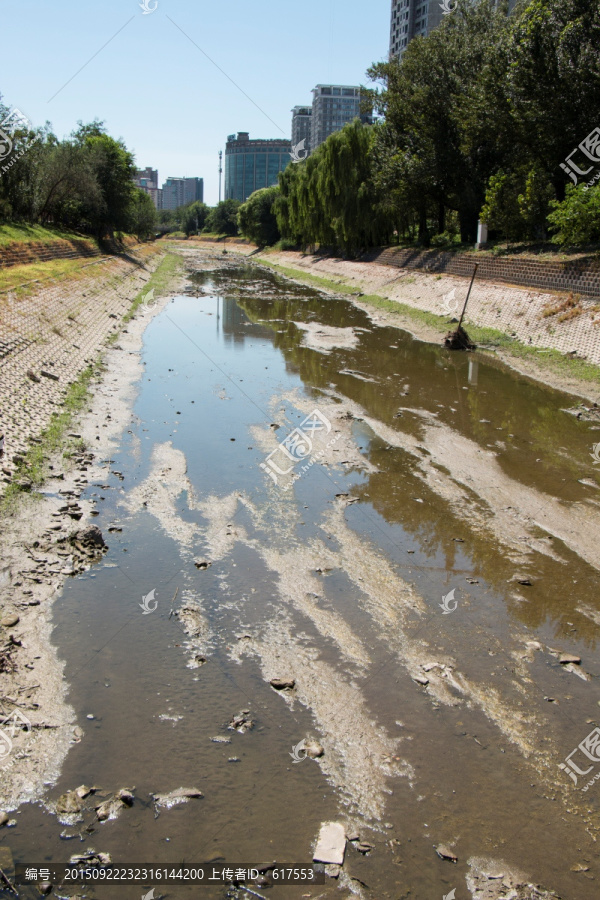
[
  {"left": 0, "top": 246, "right": 162, "bottom": 492},
  {"left": 0, "top": 237, "right": 101, "bottom": 269},
  {"left": 266, "top": 251, "right": 600, "bottom": 368}
]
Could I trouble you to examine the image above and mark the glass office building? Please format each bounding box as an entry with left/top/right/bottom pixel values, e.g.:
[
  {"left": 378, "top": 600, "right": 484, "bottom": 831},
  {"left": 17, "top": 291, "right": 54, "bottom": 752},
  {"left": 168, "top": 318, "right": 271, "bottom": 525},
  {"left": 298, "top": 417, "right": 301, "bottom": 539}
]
[{"left": 224, "top": 133, "right": 291, "bottom": 203}]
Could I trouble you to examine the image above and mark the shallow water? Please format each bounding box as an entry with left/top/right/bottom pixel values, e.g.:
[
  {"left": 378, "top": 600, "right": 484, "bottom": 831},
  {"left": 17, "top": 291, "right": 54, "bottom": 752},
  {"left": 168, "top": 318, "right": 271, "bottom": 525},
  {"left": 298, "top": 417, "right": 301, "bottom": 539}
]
[{"left": 4, "top": 260, "right": 600, "bottom": 899}]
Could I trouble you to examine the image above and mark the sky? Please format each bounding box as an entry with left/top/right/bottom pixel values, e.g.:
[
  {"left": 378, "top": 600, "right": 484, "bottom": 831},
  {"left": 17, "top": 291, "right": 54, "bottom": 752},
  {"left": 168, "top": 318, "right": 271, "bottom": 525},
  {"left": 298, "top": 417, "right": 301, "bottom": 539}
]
[{"left": 1, "top": 0, "right": 391, "bottom": 205}]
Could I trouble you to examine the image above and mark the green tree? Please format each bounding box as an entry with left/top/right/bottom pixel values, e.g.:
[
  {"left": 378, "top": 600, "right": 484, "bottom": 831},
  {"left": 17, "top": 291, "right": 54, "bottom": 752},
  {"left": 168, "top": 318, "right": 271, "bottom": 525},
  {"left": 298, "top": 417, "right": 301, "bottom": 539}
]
[
  {"left": 206, "top": 199, "right": 240, "bottom": 236},
  {"left": 73, "top": 122, "right": 137, "bottom": 238},
  {"left": 238, "top": 186, "right": 281, "bottom": 246},
  {"left": 548, "top": 184, "right": 600, "bottom": 246},
  {"left": 182, "top": 200, "right": 209, "bottom": 236},
  {"left": 128, "top": 188, "right": 158, "bottom": 240}
]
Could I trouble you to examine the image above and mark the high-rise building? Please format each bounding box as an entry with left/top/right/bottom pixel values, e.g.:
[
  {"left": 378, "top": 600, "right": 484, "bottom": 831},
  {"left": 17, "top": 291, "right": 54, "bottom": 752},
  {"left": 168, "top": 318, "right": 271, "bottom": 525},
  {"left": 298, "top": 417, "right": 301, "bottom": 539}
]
[
  {"left": 310, "top": 85, "right": 372, "bottom": 152},
  {"left": 291, "top": 106, "right": 312, "bottom": 155},
  {"left": 134, "top": 168, "right": 162, "bottom": 209},
  {"left": 183, "top": 177, "right": 204, "bottom": 205},
  {"left": 224, "top": 132, "right": 291, "bottom": 203},
  {"left": 389, "top": 0, "right": 519, "bottom": 60},
  {"left": 161, "top": 176, "right": 204, "bottom": 210},
  {"left": 389, "top": 0, "right": 443, "bottom": 59}
]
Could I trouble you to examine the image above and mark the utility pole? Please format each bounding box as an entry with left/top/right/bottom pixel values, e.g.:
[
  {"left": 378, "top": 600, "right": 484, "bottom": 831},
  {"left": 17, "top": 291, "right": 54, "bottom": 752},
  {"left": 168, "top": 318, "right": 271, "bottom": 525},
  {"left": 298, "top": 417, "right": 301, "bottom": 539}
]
[{"left": 218, "top": 150, "right": 223, "bottom": 203}]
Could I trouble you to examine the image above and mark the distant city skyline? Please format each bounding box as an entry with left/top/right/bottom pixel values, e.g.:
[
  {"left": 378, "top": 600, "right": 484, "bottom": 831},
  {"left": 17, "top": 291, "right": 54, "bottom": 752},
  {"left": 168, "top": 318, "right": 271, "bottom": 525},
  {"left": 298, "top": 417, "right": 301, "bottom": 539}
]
[
  {"left": 134, "top": 170, "right": 204, "bottom": 210},
  {"left": 0, "top": 0, "right": 390, "bottom": 205}
]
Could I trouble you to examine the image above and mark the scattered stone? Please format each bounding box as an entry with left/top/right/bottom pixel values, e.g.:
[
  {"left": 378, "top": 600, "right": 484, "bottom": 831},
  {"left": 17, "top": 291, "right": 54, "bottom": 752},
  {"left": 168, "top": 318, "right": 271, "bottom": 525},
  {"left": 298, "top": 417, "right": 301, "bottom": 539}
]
[
  {"left": 39, "top": 883, "right": 53, "bottom": 895},
  {"left": 152, "top": 787, "right": 203, "bottom": 808},
  {"left": 41, "top": 370, "right": 60, "bottom": 381},
  {"left": 346, "top": 830, "right": 360, "bottom": 842},
  {"left": 71, "top": 525, "right": 108, "bottom": 556},
  {"left": 559, "top": 653, "right": 581, "bottom": 665},
  {"left": 69, "top": 851, "right": 112, "bottom": 866},
  {"left": 270, "top": 677, "right": 295, "bottom": 690},
  {"left": 56, "top": 791, "right": 82, "bottom": 816},
  {"left": 324, "top": 864, "right": 341, "bottom": 878},
  {"left": 435, "top": 845, "right": 458, "bottom": 863},
  {"left": 0, "top": 813, "right": 8, "bottom": 828},
  {"left": 0, "top": 614, "right": 19, "bottom": 627},
  {"left": 304, "top": 739, "right": 324, "bottom": 759},
  {"left": 211, "top": 736, "right": 231, "bottom": 744},
  {"left": 509, "top": 574, "right": 533, "bottom": 586},
  {"left": 414, "top": 675, "right": 429, "bottom": 686},
  {"left": 75, "top": 785, "right": 93, "bottom": 800},
  {"left": 26, "top": 369, "right": 40, "bottom": 382},
  {"left": 194, "top": 560, "right": 212, "bottom": 570},
  {"left": 96, "top": 798, "right": 127, "bottom": 822},
  {"left": 356, "top": 842, "right": 374, "bottom": 854},
  {"left": 571, "top": 862, "right": 590, "bottom": 872},
  {"left": 229, "top": 710, "right": 254, "bottom": 733},
  {"left": 314, "top": 822, "right": 346, "bottom": 866},
  {"left": 117, "top": 789, "right": 134, "bottom": 806}
]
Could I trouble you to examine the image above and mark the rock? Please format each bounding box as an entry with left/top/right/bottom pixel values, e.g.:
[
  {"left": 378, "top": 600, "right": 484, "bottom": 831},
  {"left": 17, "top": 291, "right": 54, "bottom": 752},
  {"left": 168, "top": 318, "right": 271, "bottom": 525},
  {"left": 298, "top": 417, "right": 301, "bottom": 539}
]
[
  {"left": 314, "top": 822, "right": 346, "bottom": 866},
  {"left": 152, "top": 787, "right": 203, "bottom": 808},
  {"left": 194, "top": 560, "right": 212, "bottom": 570},
  {"left": 270, "top": 678, "right": 295, "bottom": 690},
  {"left": 229, "top": 711, "right": 254, "bottom": 733},
  {"left": 414, "top": 675, "right": 429, "bottom": 686},
  {"left": 304, "top": 739, "right": 324, "bottom": 759},
  {"left": 117, "top": 789, "right": 134, "bottom": 806},
  {"left": 41, "top": 370, "right": 60, "bottom": 381},
  {"left": 75, "top": 785, "right": 93, "bottom": 800},
  {"left": 0, "top": 614, "right": 19, "bottom": 627},
  {"left": 96, "top": 798, "right": 126, "bottom": 822},
  {"left": 211, "top": 736, "right": 231, "bottom": 744},
  {"left": 559, "top": 653, "right": 581, "bottom": 665},
  {"left": 324, "top": 864, "right": 341, "bottom": 878},
  {"left": 56, "top": 791, "right": 82, "bottom": 816},
  {"left": 435, "top": 844, "right": 457, "bottom": 863},
  {"left": 0, "top": 812, "right": 8, "bottom": 827},
  {"left": 72, "top": 525, "right": 107, "bottom": 553},
  {"left": 346, "top": 830, "right": 360, "bottom": 842},
  {"left": 356, "top": 842, "right": 374, "bottom": 854},
  {"left": 39, "top": 882, "right": 52, "bottom": 895},
  {"left": 509, "top": 574, "right": 533, "bottom": 586},
  {"left": 26, "top": 369, "right": 41, "bottom": 382}
]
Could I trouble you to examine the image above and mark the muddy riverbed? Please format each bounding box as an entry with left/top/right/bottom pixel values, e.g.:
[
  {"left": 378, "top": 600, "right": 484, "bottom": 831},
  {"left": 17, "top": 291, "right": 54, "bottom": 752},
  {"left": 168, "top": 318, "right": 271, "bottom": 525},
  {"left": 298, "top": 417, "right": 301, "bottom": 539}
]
[{"left": 1, "top": 249, "right": 599, "bottom": 899}]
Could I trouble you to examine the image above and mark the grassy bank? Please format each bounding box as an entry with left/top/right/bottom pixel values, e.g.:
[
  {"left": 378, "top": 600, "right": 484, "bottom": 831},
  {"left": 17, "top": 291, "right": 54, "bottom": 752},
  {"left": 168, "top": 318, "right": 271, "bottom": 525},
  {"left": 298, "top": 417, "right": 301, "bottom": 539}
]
[
  {"left": 123, "top": 250, "right": 183, "bottom": 323},
  {"left": 257, "top": 256, "right": 600, "bottom": 391},
  {"left": 0, "top": 224, "right": 95, "bottom": 248}
]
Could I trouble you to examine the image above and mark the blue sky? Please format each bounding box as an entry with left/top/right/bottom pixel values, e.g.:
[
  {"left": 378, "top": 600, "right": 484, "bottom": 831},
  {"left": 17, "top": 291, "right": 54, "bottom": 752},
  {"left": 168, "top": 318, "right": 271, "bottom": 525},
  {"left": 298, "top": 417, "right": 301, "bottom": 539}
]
[{"left": 1, "top": 0, "right": 391, "bottom": 204}]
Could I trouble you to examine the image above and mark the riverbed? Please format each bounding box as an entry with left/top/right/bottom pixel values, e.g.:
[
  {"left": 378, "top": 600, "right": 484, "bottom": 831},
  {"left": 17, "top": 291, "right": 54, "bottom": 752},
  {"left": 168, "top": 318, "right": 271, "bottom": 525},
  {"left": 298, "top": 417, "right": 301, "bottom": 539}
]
[{"left": 2, "top": 250, "right": 600, "bottom": 900}]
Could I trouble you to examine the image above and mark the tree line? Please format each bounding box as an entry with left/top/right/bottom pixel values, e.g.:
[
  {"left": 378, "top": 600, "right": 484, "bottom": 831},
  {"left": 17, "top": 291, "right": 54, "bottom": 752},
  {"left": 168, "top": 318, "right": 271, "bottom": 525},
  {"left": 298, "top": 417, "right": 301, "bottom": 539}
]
[
  {"left": 238, "top": 0, "right": 600, "bottom": 255},
  {"left": 0, "top": 108, "right": 158, "bottom": 241}
]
